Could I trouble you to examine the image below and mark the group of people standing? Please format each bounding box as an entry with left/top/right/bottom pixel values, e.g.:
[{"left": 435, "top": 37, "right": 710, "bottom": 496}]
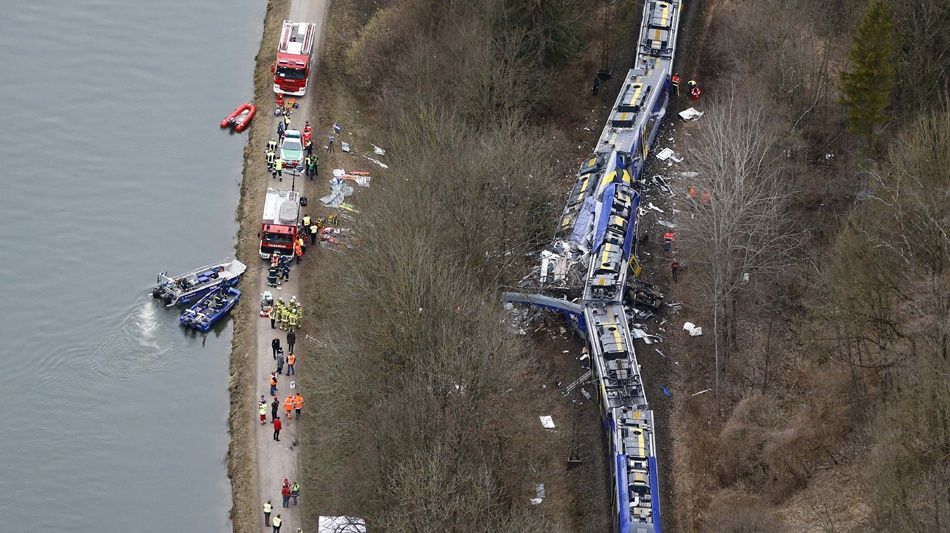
[{"left": 260, "top": 328, "right": 306, "bottom": 531}]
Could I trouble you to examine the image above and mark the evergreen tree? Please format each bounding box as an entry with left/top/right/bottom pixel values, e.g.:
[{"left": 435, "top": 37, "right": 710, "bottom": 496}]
[{"left": 840, "top": 0, "right": 898, "bottom": 147}]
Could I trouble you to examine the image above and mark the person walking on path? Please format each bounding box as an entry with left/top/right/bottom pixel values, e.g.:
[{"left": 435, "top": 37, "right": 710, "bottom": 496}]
[
  {"left": 271, "top": 338, "right": 280, "bottom": 359},
  {"left": 326, "top": 135, "right": 335, "bottom": 153},
  {"left": 259, "top": 401, "right": 267, "bottom": 425},
  {"left": 291, "top": 481, "right": 300, "bottom": 505},
  {"left": 263, "top": 500, "right": 273, "bottom": 526},
  {"left": 272, "top": 514, "right": 282, "bottom": 533},
  {"left": 270, "top": 372, "right": 279, "bottom": 396},
  {"left": 271, "top": 310, "right": 277, "bottom": 329},
  {"left": 276, "top": 351, "right": 285, "bottom": 375},
  {"left": 309, "top": 224, "right": 318, "bottom": 245},
  {"left": 294, "top": 393, "right": 303, "bottom": 419},
  {"left": 287, "top": 352, "right": 296, "bottom": 376},
  {"left": 273, "top": 416, "right": 282, "bottom": 441},
  {"left": 671, "top": 260, "right": 680, "bottom": 282},
  {"left": 281, "top": 483, "right": 291, "bottom": 507},
  {"left": 284, "top": 395, "right": 294, "bottom": 420},
  {"left": 271, "top": 396, "right": 280, "bottom": 422},
  {"left": 287, "top": 330, "right": 296, "bottom": 353}
]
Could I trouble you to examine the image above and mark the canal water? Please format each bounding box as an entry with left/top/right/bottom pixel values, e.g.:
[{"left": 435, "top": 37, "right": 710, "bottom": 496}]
[{"left": 0, "top": 0, "right": 264, "bottom": 530}]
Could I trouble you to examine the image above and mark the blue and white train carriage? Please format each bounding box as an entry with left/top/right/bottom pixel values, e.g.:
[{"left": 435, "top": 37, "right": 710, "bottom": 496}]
[{"left": 510, "top": 1, "right": 683, "bottom": 532}]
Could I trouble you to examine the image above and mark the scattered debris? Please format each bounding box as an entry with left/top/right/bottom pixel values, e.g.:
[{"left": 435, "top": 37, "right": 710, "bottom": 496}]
[
  {"left": 646, "top": 202, "right": 664, "bottom": 213},
  {"left": 683, "top": 322, "right": 703, "bottom": 336},
  {"left": 581, "top": 388, "right": 591, "bottom": 400},
  {"left": 341, "top": 141, "right": 351, "bottom": 152},
  {"left": 539, "top": 416, "right": 556, "bottom": 429},
  {"left": 563, "top": 370, "right": 593, "bottom": 396},
  {"left": 691, "top": 388, "right": 711, "bottom": 397},
  {"left": 654, "top": 348, "right": 667, "bottom": 359},
  {"left": 530, "top": 483, "right": 546, "bottom": 505},
  {"left": 656, "top": 147, "right": 676, "bottom": 161},
  {"left": 678, "top": 107, "right": 704, "bottom": 121},
  {"left": 651, "top": 175, "right": 674, "bottom": 196},
  {"left": 372, "top": 144, "right": 386, "bottom": 156},
  {"left": 661, "top": 386, "right": 672, "bottom": 397},
  {"left": 362, "top": 155, "right": 389, "bottom": 169},
  {"left": 657, "top": 219, "right": 676, "bottom": 228}
]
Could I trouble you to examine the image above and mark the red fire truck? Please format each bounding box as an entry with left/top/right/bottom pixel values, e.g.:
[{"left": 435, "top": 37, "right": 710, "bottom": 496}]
[
  {"left": 272, "top": 21, "right": 316, "bottom": 96},
  {"left": 259, "top": 188, "right": 301, "bottom": 259}
]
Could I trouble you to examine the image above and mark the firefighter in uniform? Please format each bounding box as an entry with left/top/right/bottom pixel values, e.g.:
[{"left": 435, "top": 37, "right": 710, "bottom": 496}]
[{"left": 670, "top": 72, "right": 680, "bottom": 96}]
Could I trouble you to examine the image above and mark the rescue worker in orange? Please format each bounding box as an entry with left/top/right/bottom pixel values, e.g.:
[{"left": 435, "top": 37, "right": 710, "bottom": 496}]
[
  {"left": 286, "top": 352, "right": 296, "bottom": 375},
  {"left": 671, "top": 72, "right": 680, "bottom": 96},
  {"left": 293, "top": 239, "right": 303, "bottom": 264},
  {"left": 293, "top": 393, "right": 304, "bottom": 419},
  {"left": 269, "top": 372, "right": 278, "bottom": 396},
  {"left": 284, "top": 395, "right": 295, "bottom": 420}
]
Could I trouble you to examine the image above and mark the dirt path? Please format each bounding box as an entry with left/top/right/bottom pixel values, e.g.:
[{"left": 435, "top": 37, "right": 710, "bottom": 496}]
[{"left": 248, "top": 1, "right": 328, "bottom": 531}]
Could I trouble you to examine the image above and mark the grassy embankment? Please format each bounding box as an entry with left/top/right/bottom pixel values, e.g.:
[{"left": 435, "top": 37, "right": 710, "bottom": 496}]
[{"left": 225, "top": 1, "right": 286, "bottom": 532}]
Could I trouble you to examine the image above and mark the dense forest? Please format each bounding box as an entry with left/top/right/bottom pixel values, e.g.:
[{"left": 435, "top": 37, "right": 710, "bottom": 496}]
[{"left": 298, "top": 0, "right": 948, "bottom": 531}]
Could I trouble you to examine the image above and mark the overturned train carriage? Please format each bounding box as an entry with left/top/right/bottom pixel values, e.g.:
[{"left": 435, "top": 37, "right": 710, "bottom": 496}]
[{"left": 509, "top": 1, "right": 682, "bottom": 532}]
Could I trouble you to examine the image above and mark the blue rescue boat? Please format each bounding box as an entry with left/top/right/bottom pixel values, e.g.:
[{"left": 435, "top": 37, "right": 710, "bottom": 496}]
[
  {"left": 179, "top": 287, "right": 241, "bottom": 332},
  {"left": 152, "top": 258, "right": 246, "bottom": 307}
]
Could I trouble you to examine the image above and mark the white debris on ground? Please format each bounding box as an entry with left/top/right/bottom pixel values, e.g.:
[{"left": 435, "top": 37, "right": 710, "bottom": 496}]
[
  {"left": 362, "top": 155, "right": 389, "bottom": 168},
  {"left": 530, "top": 483, "right": 546, "bottom": 505},
  {"left": 372, "top": 144, "right": 386, "bottom": 156},
  {"left": 341, "top": 141, "right": 351, "bottom": 152},
  {"left": 678, "top": 107, "right": 703, "bottom": 121},
  {"left": 539, "top": 415, "right": 555, "bottom": 429},
  {"left": 683, "top": 322, "right": 703, "bottom": 336}
]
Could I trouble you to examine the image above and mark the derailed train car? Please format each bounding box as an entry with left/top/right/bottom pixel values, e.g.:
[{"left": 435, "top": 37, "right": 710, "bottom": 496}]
[{"left": 509, "top": 1, "right": 682, "bottom": 532}]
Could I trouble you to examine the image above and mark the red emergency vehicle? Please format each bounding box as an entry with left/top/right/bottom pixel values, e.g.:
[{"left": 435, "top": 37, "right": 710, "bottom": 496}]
[
  {"left": 259, "top": 188, "right": 301, "bottom": 259},
  {"left": 272, "top": 21, "right": 316, "bottom": 96}
]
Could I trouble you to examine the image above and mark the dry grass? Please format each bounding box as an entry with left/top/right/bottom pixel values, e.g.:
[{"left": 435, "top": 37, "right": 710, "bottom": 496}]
[{"left": 226, "top": 1, "right": 287, "bottom": 532}]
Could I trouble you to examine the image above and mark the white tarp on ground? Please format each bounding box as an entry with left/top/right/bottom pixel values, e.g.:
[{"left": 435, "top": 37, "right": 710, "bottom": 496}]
[
  {"left": 679, "top": 107, "right": 704, "bottom": 120},
  {"left": 319, "top": 516, "right": 366, "bottom": 533},
  {"left": 683, "top": 322, "right": 703, "bottom": 336},
  {"left": 539, "top": 415, "right": 555, "bottom": 429}
]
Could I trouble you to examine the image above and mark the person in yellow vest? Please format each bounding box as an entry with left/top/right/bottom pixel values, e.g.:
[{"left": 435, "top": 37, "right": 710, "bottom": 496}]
[
  {"left": 267, "top": 138, "right": 278, "bottom": 153},
  {"left": 302, "top": 214, "right": 311, "bottom": 227},
  {"left": 272, "top": 158, "right": 283, "bottom": 181},
  {"left": 271, "top": 513, "right": 282, "bottom": 532},
  {"left": 263, "top": 500, "right": 273, "bottom": 526},
  {"left": 265, "top": 149, "right": 275, "bottom": 171},
  {"left": 288, "top": 311, "right": 299, "bottom": 329}
]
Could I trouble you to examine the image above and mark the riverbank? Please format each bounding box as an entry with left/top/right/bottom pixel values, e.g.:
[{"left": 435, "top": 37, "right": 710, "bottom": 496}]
[{"left": 225, "top": 1, "right": 289, "bottom": 531}]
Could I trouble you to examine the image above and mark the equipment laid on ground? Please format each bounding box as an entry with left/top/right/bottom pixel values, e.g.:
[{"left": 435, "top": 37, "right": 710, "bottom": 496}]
[
  {"left": 272, "top": 21, "right": 316, "bottom": 96},
  {"left": 151, "top": 259, "right": 247, "bottom": 307},
  {"left": 259, "top": 188, "right": 301, "bottom": 260},
  {"left": 179, "top": 286, "right": 241, "bottom": 332},
  {"left": 220, "top": 103, "right": 256, "bottom": 132}
]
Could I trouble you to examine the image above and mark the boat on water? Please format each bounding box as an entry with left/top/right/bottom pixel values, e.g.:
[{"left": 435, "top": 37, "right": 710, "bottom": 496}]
[
  {"left": 179, "top": 286, "right": 241, "bottom": 332},
  {"left": 152, "top": 259, "right": 246, "bottom": 307},
  {"left": 220, "top": 103, "right": 256, "bottom": 133}
]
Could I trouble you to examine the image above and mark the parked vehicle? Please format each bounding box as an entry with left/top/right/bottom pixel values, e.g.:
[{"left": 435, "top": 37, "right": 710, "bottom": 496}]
[
  {"left": 280, "top": 130, "right": 304, "bottom": 170},
  {"left": 272, "top": 21, "right": 316, "bottom": 96},
  {"left": 259, "top": 188, "right": 301, "bottom": 260}
]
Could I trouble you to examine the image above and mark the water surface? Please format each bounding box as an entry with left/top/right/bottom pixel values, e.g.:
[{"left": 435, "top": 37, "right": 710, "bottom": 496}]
[{"left": 0, "top": 0, "right": 265, "bottom": 530}]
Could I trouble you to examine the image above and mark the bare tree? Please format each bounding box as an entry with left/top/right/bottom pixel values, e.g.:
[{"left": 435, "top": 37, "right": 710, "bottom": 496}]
[{"left": 679, "top": 90, "right": 806, "bottom": 408}]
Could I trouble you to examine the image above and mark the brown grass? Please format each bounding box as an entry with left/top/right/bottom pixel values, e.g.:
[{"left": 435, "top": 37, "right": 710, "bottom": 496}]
[{"left": 226, "top": 1, "right": 287, "bottom": 532}]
